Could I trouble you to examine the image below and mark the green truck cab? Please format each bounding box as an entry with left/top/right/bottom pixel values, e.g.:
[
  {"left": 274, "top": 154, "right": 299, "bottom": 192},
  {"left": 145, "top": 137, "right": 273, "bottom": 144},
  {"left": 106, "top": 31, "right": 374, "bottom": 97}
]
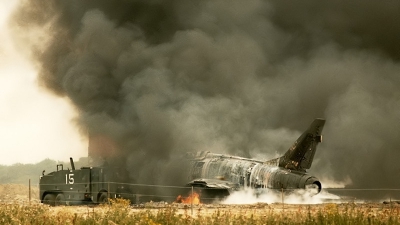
[{"left": 39, "top": 158, "right": 133, "bottom": 205}]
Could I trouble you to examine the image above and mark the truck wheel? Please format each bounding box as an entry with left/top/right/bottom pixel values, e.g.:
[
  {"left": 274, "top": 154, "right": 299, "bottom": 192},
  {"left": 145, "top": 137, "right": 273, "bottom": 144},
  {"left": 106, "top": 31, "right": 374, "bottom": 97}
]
[
  {"left": 43, "top": 194, "right": 56, "bottom": 206},
  {"left": 98, "top": 192, "right": 108, "bottom": 203},
  {"left": 55, "top": 193, "right": 65, "bottom": 206}
]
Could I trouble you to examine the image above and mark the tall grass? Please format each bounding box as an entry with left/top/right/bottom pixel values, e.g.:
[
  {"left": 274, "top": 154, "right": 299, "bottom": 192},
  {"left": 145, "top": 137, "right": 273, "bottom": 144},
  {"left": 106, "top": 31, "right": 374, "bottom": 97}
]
[{"left": 1, "top": 200, "right": 399, "bottom": 224}]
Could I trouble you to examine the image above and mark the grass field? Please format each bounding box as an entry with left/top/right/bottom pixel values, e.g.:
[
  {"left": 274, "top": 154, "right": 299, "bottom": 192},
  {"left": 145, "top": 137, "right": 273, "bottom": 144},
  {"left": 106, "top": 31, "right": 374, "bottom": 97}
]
[{"left": 1, "top": 199, "right": 400, "bottom": 224}]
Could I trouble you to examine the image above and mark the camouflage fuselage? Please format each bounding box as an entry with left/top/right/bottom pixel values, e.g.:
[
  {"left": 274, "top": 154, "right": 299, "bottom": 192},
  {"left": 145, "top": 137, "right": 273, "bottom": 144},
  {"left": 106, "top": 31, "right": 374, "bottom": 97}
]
[{"left": 188, "top": 151, "right": 321, "bottom": 192}]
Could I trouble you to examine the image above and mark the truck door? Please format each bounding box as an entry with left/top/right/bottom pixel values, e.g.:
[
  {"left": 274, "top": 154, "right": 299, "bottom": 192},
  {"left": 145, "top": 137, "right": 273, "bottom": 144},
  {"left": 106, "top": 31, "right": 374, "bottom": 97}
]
[
  {"left": 90, "top": 168, "right": 105, "bottom": 202},
  {"left": 64, "top": 168, "right": 91, "bottom": 203}
]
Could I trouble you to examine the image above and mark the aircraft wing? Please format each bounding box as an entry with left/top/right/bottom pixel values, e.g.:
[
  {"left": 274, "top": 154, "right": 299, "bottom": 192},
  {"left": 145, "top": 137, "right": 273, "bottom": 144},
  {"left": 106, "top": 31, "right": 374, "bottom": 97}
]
[{"left": 187, "top": 178, "right": 238, "bottom": 190}]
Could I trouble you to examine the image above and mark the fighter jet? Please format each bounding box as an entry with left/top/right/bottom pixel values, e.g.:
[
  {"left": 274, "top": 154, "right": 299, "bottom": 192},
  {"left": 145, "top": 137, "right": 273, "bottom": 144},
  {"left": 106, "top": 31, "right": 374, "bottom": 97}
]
[{"left": 185, "top": 118, "right": 325, "bottom": 200}]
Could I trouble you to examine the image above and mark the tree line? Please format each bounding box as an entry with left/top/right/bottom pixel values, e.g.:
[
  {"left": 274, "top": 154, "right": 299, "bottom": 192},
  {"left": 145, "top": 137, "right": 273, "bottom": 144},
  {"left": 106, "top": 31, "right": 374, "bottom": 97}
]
[{"left": 0, "top": 157, "right": 89, "bottom": 184}]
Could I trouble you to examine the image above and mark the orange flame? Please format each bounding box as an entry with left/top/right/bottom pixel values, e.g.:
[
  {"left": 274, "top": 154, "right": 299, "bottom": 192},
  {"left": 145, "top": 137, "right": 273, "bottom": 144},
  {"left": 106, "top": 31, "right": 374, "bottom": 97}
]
[{"left": 175, "top": 192, "right": 201, "bottom": 204}]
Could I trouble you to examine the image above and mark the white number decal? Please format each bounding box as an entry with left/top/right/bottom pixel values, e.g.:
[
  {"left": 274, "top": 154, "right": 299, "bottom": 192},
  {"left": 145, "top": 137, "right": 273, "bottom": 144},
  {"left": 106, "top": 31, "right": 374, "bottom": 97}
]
[{"left": 65, "top": 174, "right": 74, "bottom": 184}]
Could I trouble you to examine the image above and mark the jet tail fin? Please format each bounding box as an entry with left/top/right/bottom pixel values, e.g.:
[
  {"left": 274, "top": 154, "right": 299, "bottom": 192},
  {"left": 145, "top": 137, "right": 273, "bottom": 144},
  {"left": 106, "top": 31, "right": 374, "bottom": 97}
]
[{"left": 278, "top": 118, "right": 325, "bottom": 171}]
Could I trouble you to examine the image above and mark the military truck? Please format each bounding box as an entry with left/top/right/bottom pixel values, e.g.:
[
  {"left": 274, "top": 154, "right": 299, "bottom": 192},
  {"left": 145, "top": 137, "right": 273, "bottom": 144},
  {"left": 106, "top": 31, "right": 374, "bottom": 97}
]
[{"left": 39, "top": 158, "right": 134, "bottom": 206}]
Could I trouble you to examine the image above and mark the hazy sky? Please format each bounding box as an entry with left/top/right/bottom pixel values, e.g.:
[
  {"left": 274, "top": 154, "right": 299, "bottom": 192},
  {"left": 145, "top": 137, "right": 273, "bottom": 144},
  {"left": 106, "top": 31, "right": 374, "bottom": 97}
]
[{"left": 0, "top": 1, "right": 87, "bottom": 165}]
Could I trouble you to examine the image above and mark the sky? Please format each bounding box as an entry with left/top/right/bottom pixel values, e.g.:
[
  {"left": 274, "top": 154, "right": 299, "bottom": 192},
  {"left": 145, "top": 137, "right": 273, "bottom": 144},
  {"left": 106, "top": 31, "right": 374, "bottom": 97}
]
[{"left": 0, "top": 1, "right": 87, "bottom": 165}]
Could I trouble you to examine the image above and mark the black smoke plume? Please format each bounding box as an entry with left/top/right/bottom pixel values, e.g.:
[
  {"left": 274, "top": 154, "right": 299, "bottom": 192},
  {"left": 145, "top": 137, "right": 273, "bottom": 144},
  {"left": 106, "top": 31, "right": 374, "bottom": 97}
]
[{"left": 10, "top": 0, "right": 400, "bottom": 192}]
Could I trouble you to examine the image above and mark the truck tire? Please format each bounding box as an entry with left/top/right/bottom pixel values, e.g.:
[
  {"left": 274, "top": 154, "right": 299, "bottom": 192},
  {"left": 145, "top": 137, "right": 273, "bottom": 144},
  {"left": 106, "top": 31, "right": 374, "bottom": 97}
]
[
  {"left": 43, "top": 194, "right": 56, "bottom": 206},
  {"left": 98, "top": 192, "right": 108, "bottom": 204},
  {"left": 55, "top": 193, "right": 65, "bottom": 206}
]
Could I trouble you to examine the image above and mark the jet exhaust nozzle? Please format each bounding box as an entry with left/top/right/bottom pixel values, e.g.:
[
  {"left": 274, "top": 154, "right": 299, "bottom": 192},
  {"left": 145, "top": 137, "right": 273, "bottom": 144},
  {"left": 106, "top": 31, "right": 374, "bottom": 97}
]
[{"left": 300, "top": 175, "right": 322, "bottom": 194}]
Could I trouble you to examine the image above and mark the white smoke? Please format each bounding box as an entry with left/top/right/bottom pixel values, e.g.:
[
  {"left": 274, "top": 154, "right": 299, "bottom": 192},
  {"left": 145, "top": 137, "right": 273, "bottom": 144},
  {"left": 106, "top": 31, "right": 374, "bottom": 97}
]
[{"left": 222, "top": 188, "right": 341, "bottom": 205}]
